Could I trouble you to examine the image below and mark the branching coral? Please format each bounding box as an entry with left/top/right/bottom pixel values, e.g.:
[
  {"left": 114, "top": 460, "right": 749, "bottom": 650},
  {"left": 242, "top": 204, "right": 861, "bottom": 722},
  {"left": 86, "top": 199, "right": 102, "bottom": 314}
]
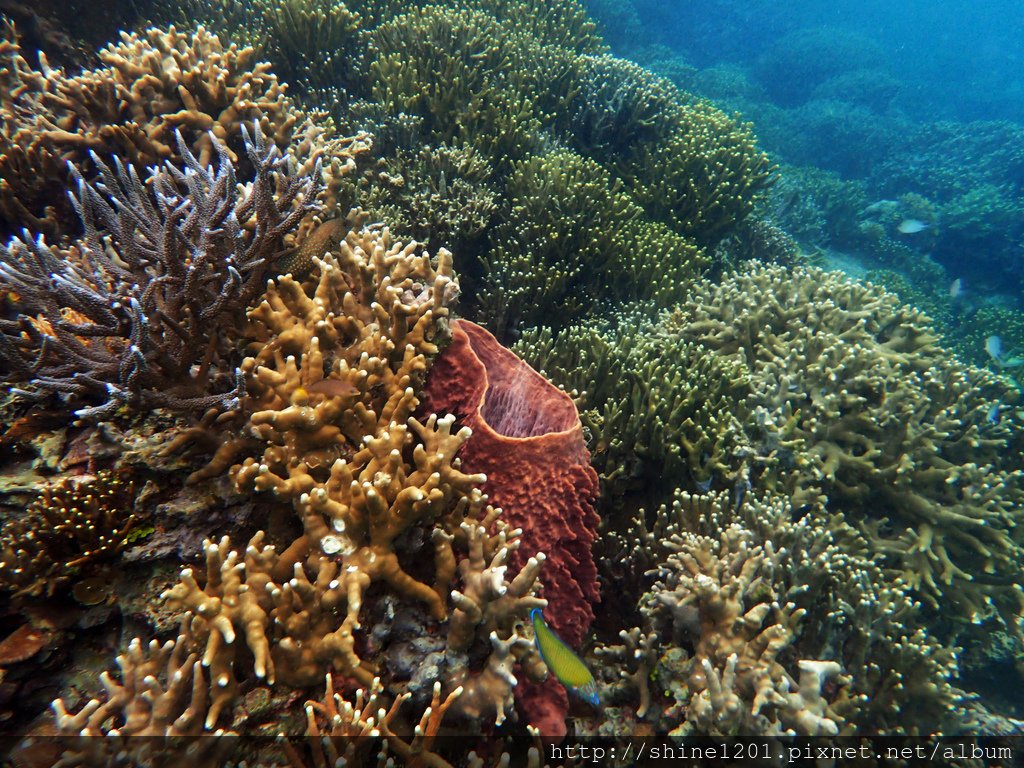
[
  {"left": 0, "top": 19, "right": 371, "bottom": 256},
  {"left": 479, "top": 149, "right": 705, "bottom": 336},
  {"left": 0, "top": 470, "right": 135, "bottom": 597},
  {"left": 604, "top": 488, "right": 960, "bottom": 736},
  {"left": 666, "top": 264, "right": 1024, "bottom": 625},
  {"left": 50, "top": 626, "right": 236, "bottom": 768},
  {"left": 0, "top": 123, "right": 319, "bottom": 420},
  {"left": 360, "top": 141, "right": 498, "bottom": 254},
  {"left": 513, "top": 310, "right": 751, "bottom": 503},
  {"left": 563, "top": 53, "right": 684, "bottom": 159},
  {"left": 621, "top": 101, "right": 775, "bottom": 244},
  {"left": 284, "top": 674, "right": 464, "bottom": 768},
  {"left": 366, "top": 6, "right": 543, "bottom": 165}
]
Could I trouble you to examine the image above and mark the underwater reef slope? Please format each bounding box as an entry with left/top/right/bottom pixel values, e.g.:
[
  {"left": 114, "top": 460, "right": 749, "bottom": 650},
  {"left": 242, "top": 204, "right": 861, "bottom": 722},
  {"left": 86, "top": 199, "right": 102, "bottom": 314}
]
[{"left": 0, "top": 0, "right": 1021, "bottom": 763}]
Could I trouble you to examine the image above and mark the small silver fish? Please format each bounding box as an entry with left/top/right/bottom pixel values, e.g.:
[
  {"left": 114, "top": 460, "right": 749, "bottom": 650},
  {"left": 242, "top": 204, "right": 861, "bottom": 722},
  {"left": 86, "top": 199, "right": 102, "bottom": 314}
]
[
  {"left": 986, "top": 335, "right": 1003, "bottom": 362},
  {"left": 949, "top": 278, "right": 963, "bottom": 299},
  {"left": 897, "top": 218, "right": 930, "bottom": 234}
]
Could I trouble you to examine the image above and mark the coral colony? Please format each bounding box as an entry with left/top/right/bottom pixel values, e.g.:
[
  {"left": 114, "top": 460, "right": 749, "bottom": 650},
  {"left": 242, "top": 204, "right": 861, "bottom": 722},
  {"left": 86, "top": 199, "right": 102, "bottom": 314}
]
[{"left": 0, "top": 2, "right": 1022, "bottom": 766}]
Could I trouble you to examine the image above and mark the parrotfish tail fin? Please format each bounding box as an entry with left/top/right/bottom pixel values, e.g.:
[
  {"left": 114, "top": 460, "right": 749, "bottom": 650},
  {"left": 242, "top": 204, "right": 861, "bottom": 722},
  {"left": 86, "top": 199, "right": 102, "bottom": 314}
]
[{"left": 575, "top": 678, "right": 601, "bottom": 707}]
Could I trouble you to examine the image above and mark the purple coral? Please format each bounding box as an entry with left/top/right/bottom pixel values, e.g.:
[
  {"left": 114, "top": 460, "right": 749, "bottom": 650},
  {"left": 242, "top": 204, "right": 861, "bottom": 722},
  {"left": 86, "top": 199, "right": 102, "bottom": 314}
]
[{"left": 0, "top": 122, "right": 321, "bottom": 420}]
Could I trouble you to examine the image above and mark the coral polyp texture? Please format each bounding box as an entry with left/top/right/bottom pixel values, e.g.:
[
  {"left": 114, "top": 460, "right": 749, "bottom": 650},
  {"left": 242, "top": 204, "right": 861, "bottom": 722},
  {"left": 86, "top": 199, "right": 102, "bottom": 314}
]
[
  {"left": 0, "top": 124, "right": 318, "bottom": 420},
  {"left": 599, "top": 488, "right": 958, "bottom": 736},
  {"left": 0, "top": 470, "right": 136, "bottom": 597},
  {"left": 666, "top": 264, "right": 1024, "bottom": 626}
]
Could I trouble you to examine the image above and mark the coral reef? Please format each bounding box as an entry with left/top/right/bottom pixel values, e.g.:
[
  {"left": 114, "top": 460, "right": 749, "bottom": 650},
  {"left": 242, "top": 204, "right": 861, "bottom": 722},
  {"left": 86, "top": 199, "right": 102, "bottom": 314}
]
[
  {"left": 0, "top": 470, "right": 136, "bottom": 597},
  {"left": 600, "top": 488, "right": 960, "bottom": 736},
  {"left": 422, "top": 320, "right": 600, "bottom": 736},
  {"left": 479, "top": 148, "right": 705, "bottom": 335},
  {"left": 0, "top": 24, "right": 304, "bottom": 239},
  {"left": 666, "top": 264, "right": 1024, "bottom": 626},
  {"left": 423, "top": 320, "right": 600, "bottom": 647},
  {"left": 0, "top": 124, "right": 318, "bottom": 420},
  {"left": 514, "top": 312, "right": 751, "bottom": 505},
  {"left": 7, "top": 0, "right": 1020, "bottom": 759}
]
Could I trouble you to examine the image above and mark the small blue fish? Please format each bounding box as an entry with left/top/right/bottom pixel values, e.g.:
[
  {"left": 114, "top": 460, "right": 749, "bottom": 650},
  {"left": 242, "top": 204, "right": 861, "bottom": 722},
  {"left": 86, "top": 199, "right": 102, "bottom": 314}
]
[
  {"left": 987, "top": 403, "right": 1003, "bottom": 425},
  {"left": 530, "top": 609, "right": 599, "bottom": 706}
]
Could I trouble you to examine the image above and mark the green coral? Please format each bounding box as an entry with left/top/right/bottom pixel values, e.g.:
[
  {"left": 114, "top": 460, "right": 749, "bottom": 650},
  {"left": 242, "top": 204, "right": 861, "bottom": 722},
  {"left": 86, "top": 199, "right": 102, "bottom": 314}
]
[
  {"left": 514, "top": 307, "right": 746, "bottom": 506},
  {"left": 667, "top": 264, "right": 1024, "bottom": 626},
  {"left": 480, "top": 149, "right": 705, "bottom": 335},
  {"left": 621, "top": 101, "right": 775, "bottom": 243}
]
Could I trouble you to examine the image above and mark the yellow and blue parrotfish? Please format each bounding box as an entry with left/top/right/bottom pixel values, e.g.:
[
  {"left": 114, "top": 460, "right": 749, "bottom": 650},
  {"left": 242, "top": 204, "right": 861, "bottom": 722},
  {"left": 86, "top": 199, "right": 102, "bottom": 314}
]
[{"left": 530, "top": 608, "right": 599, "bottom": 706}]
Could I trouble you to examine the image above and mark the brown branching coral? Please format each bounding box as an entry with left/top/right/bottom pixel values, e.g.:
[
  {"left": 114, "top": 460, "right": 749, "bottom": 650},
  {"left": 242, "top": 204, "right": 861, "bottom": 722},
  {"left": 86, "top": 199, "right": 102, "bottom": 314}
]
[
  {"left": 0, "top": 469, "right": 135, "bottom": 597},
  {"left": 50, "top": 626, "right": 236, "bottom": 768},
  {"left": 0, "top": 23, "right": 360, "bottom": 241},
  {"left": 284, "top": 674, "right": 464, "bottom": 768},
  {"left": 0, "top": 123, "right": 320, "bottom": 420},
  {"left": 643, "top": 523, "right": 853, "bottom": 736}
]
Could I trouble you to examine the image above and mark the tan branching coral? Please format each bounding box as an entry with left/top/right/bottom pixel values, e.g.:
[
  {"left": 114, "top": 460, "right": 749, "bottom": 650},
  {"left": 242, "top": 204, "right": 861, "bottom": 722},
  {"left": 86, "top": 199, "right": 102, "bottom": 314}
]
[
  {"left": 50, "top": 626, "right": 235, "bottom": 768},
  {"left": 667, "top": 264, "right": 1024, "bottom": 625},
  {"left": 643, "top": 523, "right": 851, "bottom": 736},
  {"left": 447, "top": 518, "right": 547, "bottom": 652},
  {"left": 0, "top": 470, "right": 135, "bottom": 597},
  {"left": 608, "top": 488, "right": 959, "bottom": 736},
  {"left": 0, "top": 23, "right": 364, "bottom": 240},
  {"left": 283, "top": 674, "right": 463, "bottom": 768}
]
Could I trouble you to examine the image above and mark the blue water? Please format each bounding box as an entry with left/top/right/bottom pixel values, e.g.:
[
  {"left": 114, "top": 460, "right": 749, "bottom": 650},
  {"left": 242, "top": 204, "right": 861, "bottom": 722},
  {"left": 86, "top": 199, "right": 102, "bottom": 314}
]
[{"left": 596, "top": 0, "right": 1024, "bottom": 122}]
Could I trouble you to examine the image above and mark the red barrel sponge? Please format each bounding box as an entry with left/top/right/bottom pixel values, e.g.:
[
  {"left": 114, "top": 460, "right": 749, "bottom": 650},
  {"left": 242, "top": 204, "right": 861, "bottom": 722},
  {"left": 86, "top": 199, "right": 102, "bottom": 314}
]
[{"left": 422, "top": 319, "right": 601, "bottom": 645}]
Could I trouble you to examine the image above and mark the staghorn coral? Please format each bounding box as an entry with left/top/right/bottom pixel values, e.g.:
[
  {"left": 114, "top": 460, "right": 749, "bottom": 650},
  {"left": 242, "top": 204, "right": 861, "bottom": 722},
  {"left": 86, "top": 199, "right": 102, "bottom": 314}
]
[
  {"left": 513, "top": 310, "right": 751, "bottom": 505},
  {"left": 563, "top": 53, "right": 684, "bottom": 160},
  {"left": 0, "top": 21, "right": 366, "bottom": 247},
  {"left": 283, "top": 674, "right": 464, "bottom": 768},
  {"left": 621, "top": 101, "right": 775, "bottom": 244},
  {"left": 360, "top": 141, "right": 498, "bottom": 255},
  {"left": 50, "top": 626, "right": 236, "bottom": 768},
  {"left": 602, "top": 488, "right": 959, "bottom": 736},
  {"left": 0, "top": 470, "right": 135, "bottom": 597},
  {"left": 479, "top": 148, "right": 705, "bottom": 336},
  {"left": 0, "top": 123, "right": 319, "bottom": 420},
  {"left": 664, "top": 264, "right": 1024, "bottom": 626},
  {"left": 366, "top": 6, "right": 543, "bottom": 165},
  {"left": 644, "top": 523, "right": 850, "bottom": 736},
  {"left": 156, "top": 218, "right": 553, "bottom": 734}
]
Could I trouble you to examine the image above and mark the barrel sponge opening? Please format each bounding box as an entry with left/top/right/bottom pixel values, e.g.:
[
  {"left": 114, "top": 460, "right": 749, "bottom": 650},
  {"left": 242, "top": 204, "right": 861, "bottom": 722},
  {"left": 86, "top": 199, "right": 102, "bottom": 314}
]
[{"left": 462, "top": 322, "right": 578, "bottom": 439}]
